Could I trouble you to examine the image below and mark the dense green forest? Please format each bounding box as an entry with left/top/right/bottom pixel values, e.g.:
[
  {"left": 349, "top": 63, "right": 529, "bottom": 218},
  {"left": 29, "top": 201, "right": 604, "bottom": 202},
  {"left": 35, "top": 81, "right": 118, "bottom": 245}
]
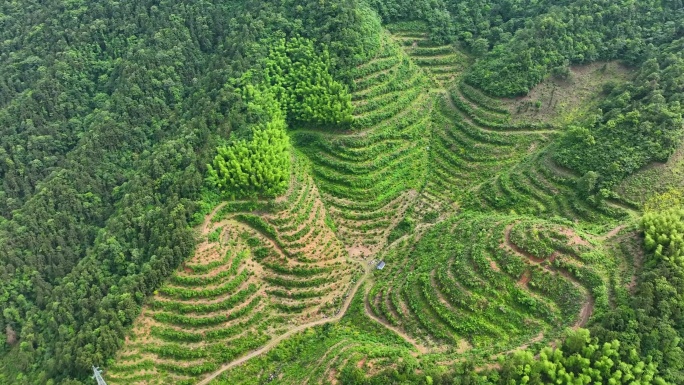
[{"left": 0, "top": 0, "right": 682, "bottom": 384}]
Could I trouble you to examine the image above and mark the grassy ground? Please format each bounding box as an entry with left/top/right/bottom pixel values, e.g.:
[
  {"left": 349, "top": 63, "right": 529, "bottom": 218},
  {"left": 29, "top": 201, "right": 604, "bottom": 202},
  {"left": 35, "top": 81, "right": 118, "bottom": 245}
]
[{"left": 616, "top": 146, "right": 684, "bottom": 210}]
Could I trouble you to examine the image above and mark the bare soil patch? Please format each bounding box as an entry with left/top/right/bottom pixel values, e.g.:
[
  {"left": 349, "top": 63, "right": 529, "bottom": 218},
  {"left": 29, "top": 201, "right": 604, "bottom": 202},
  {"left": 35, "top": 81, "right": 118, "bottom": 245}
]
[
  {"left": 502, "top": 223, "right": 546, "bottom": 264},
  {"left": 557, "top": 227, "right": 591, "bottom": 247},
  {"left": 503, "top": 61, "right": 633, "bottom": 126},
  {"left": 347, "top": 245, "right": 372, "bottom": 258},
  {"left": 574, "top": 297, "right": 595, "bottom": 329},
  {"left": 518, "top": 270, "right": 531, "bottom": 287},
  {"left": 488, "top": 259, "right": 501, "bottom": 272}
]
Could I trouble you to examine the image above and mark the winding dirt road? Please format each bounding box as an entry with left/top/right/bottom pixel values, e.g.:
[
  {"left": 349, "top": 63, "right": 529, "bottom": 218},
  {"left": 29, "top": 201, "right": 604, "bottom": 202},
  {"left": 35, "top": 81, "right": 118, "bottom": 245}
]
[{"left": 195, "top": 261, "right": 371, "bottom": 385}]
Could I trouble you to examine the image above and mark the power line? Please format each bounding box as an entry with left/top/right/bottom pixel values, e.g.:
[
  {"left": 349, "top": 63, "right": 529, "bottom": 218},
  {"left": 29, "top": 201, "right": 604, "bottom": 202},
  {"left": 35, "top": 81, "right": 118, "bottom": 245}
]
[{"left": 92, "top": 366, "right": 107, "bottom": 385}]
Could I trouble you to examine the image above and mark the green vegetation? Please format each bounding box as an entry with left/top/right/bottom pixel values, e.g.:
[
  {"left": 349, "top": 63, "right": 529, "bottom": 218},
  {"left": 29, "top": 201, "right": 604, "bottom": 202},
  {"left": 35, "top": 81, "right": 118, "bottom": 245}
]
[
  {"left": 210, "top": 283, "right": 419, "bottom": 385},
  {"left": 293, "top": 30, "right": 432, "bottom": 254},
  {"left": 1, "top": 1, "right": 683, "bottom": 385},
  {"left": 588, "top": 208, "right": 684, "bottom": 383},
  {"left": 254, "top": 38, "right": 354, "bottom": 127},
  {"left": 368, "top": 214, "right": 610, "bottom": 353},
  {"left": 554, "top": 45, "right": 684, "bottom": 190},
  {"left": 0, "top": 1, "right": 370, "bottom": 383},
  {"left": 338, "top": 328, "right": 665, "bottom": 385},
  {"left": 207, "top": 106, "right": 291, "bottom": 199},
  {"left": 491, "top": 329, "right": 663, "bottom": 385},
  {"left": 106, "top": 155, "right": 356, "bottom": 383}
]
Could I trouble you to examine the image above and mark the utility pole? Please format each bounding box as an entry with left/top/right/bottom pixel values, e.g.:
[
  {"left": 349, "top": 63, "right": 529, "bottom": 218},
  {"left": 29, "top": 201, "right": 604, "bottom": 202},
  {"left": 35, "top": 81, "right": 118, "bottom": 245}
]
[{"left": 92, "top": 366, "right": 107, "bottom": 385}]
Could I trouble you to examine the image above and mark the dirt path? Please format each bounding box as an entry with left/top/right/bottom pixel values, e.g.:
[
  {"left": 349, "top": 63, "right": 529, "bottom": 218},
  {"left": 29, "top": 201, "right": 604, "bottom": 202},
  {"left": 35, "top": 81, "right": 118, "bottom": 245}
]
[
  {"left": 192, "top": 218, "right": 592, "bottom": 385},
  {"left": 573, "top": 296, "right": 594, "bottom": 329},
  {"left": 518, "top": 270, "right": 531, "bottom": 286},
  {"left": 501, "top": 332, "right": 545, "bottom": 357},
  {"left": 597, "top": 224, "right": 627, "bottom": 241},
  {"left": 195, "top": 260, "right": 371, "bottom": 385},
  {"left": 363, "top": 285, "right": 429, "bottom": 355},
  {"left": 541, "top": 154, "right": 579, "bottom": 179},
  {"left": 301, "top": 341, "right": 349, "bottom": 385},
  {"left": 503, "top": 223, "right": 546, "bottom": 264},
  {"left": 604, "top": 200, "right": 640, "bottom": 217},
  {"left": 473, "top": 331, "right": 546, "bottom": 372},
  {"left": 201, "top": 202, "right": 227, "bottom": 235},
  {"left": 626, "top": 235, "right": 644, "bottom": 294}
]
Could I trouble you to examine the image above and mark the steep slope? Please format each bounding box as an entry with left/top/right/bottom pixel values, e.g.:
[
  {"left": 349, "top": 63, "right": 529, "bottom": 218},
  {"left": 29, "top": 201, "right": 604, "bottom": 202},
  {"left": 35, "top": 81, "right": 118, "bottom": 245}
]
[
  {"left": 293, "top": 31, "right": 432, "bottom": 256},
  {"left": 4, "top": 2, "right": 683, "bottom": 385},
  {"left": 107, "top": 156, "right": 358, "bottom": 384}
]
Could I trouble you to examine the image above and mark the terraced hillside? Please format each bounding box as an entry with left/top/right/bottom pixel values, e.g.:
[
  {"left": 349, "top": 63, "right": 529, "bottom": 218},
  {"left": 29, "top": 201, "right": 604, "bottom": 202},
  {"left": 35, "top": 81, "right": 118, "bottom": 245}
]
[
  {"left": 109, "top": 23, "right": 642, "bottom": 385},
  {"left": 389, "top": 28, "right": 469, "bottom": 88},
  {"left": 293, "top": 31, "right": 432, "bottom": 256},
  {"left": 5, "top": 0, "right": 683, "bottom": 383},
  {"left": 107, "top": 156, "right": 358, "bottom": 384},
  {"left": 205, "top": 285, "right": 420, "bottom": 385},
  {"left": 465, "top": 149, "right": 633, "bottom": 224},
  {"left": 430, "top": 68, "right": 632, "bottom": 226},
  {"left": 366, "top": 215, "right": 610, "bottom": 356},
  {"left": 421, "top": 84, "right": 547, "bottom": 204}
]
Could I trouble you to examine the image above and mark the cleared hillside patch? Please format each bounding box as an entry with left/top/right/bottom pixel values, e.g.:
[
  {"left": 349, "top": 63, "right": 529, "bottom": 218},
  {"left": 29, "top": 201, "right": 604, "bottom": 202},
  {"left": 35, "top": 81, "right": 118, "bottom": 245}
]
[{"left": 501, "top": 61, "right": 634, "bottom": 126}]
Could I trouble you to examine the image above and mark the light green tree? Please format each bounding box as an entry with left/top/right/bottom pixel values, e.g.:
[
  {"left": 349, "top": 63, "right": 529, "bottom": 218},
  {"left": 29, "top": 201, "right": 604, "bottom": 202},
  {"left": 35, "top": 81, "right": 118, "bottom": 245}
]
[{"left": 207, "top": 91, "right": 291, "bottom": 199}]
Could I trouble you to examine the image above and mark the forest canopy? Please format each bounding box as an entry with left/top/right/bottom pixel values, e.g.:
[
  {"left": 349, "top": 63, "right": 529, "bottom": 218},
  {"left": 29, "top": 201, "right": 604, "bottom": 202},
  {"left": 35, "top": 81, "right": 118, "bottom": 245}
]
[
  {"left": 253, "top": 37, "right": 354, "bottom": 127},
  {"left": 206, "top": 36, "right": 354, "bottom": 199},
  {"left": 0, "top": 1, "right": 366, "bottom": 383}
]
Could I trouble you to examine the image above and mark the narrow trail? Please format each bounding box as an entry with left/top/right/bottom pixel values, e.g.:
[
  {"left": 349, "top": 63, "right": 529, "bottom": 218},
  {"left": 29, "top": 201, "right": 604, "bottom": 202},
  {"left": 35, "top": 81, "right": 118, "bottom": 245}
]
[
  {"left": 604, "top": 199, "right": 640, "bottom": 217},
  {"left": 597, "top": 224, "right": 627, "bottom": 241},
  {"left": 574, "top": 297, "right": 594, "bottom": 329},
  {"left": 474, "top": 331, "right": 547, "bottom": 372},
  {"left": 503, "top": 223, "right": 545, "bottom": 264},
  {"left": 541, "top": 154, "right": 579, "bottom": 179},
  {"left": 363, "top": 284, "right": 429, "bottom": 355},
  {"left": 301, "top": 340, "right": 348, "bottom": 385},
  {"left": 201, "top": 202, "right": 227, "bottom": 235},
  {"left": 500, "top": 332, "right": 545, "bottom": 357},
  {"left": 195, "top": 259, "right": 371, "bottom": 385}
]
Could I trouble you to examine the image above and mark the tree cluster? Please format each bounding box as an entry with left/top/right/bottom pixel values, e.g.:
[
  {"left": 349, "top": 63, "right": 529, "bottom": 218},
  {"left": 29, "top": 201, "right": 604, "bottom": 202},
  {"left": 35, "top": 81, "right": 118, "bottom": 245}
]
[
  {"left": 255, "top": 37, "right": 354, "bottom": 127},
  {"left": 207, "top": 92, "right": 291, "bottom": 199},
  {"left": 341, "top": 329, "right": 667, "bottom": 384},
  {"left": 590, "top": 208, "right": 684, "bottom": 384}
]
